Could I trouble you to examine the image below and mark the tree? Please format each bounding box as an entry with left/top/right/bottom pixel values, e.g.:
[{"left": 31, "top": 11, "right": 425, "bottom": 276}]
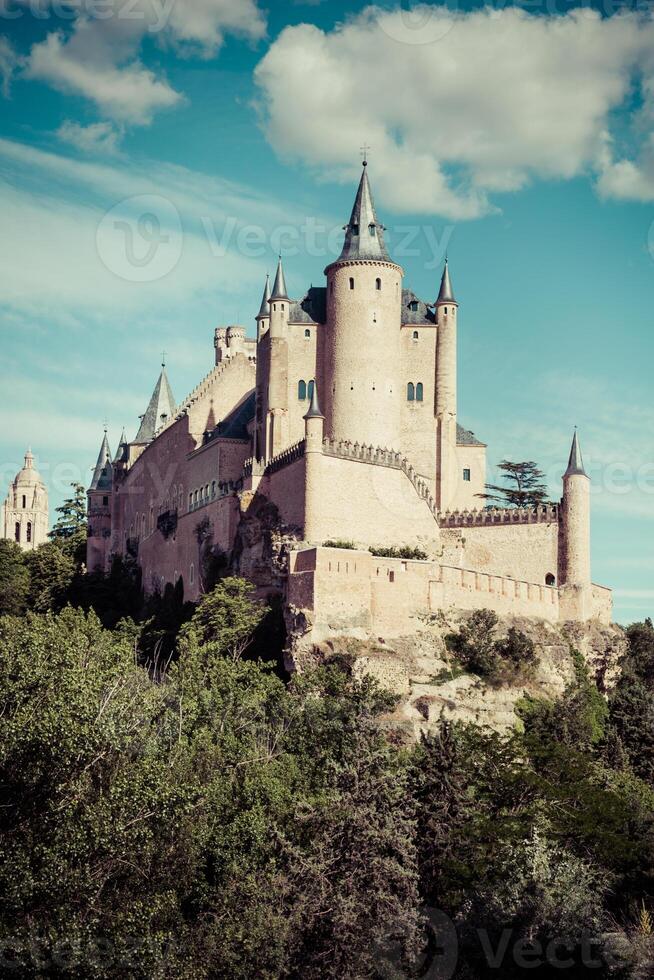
[
  {"left": 478, "top": 460, "right": 549, "bottom": 508},
  {"left": 179, "top": 577, "right": 266, "bottom": 659},
  {"left": 25, "top": 541, "right": 76, "bottom": 613},
  {"left": 0, "top": 540, "right": 30, "bottom": 616},
  {"left": 49, "top": 482, "right": 88, "bottom": 565}
]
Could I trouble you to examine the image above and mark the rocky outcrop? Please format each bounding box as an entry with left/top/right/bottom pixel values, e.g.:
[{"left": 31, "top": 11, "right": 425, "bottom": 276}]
[{"left": 285, "top": 607, "right": 626, "bottom": 739}]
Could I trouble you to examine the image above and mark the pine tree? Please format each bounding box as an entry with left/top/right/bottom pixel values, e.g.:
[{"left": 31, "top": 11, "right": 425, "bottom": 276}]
[{"left": 478, "top": 460, "right": 549, "bottom": 508}]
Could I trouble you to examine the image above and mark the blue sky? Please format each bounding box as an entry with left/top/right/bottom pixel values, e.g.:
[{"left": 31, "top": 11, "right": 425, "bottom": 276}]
[{"left": 0, "top": 0, "right": 652, "bottom": 622}]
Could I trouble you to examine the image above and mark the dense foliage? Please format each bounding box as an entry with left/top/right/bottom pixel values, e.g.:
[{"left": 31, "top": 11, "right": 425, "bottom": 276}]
[
  {"left": 0, "top": 528, "right": 653, "bottom": 977},
  {"left": 480, "top": 460, "right": 550, "bottom": 508}
]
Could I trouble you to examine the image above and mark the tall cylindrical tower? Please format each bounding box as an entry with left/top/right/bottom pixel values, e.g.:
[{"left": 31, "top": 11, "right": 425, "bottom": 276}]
[
  {"left": 562, "top": 431, "right": 591, "bottom": 589},
  {"left": 434, "top": 260, "right": 459, "bottom": 512},
  {"left": 303, "top": 383, "right": 325, "bottom": 544},
  {"left": 324, "top": 162, "right": 404, "bottom": 449}
]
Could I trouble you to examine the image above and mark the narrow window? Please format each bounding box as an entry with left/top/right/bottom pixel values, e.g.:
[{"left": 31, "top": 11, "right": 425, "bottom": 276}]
[
  {"left": 409, "top": 300, "right": 418, "bottom": 312},
  {"left": 369, "top": 224, "right": 376, "bottom": 237},
  {"left": 308, "top": 380, "right": 315, "bottom": 401},
  {"left": 413, "top": 331, "right": 419, "bottom": 340},
  {"left": 211, "top": 481, "right": 216, "bottom": 498},
  {"left": 376, "top": 277, "right": 381, "bottom": 290},
  {"left": 545, "top": 573, "right": 556, "bottom": 586},
  {"left": 298, "top": 380, "right": 307, "bottom": 400},
  {"left": 463, "top": 468, "right": 471, "bottom": 482},
  {"left": 349, "top": 277, "right": 354, "bottom": 290},
  {"left": 22, "top": 495, "right": 26, "bottom": 509},
  {"left": 407, "top": 383, "right": 415, "bottom": 402},
  {"left": 190, "top": 564, "right": 195, "bottom": 586},
  {"left": 416, "top": 382, "right": 424, "bottom": 402},
  {"left": 102, "top": 496, "right": 109, "bottom": 506},
  {"left": 305, "top": 328, "right": 311, "bottom": 338},
  {"left": 444, "top": 306, "right": 448, "bottom": 314},
  {"left": 189, "top": 493, "right": 193, "bottom": 511},
  {"left": 15, "top": 522, "right": 20, "bottom": 542},
  {"left": 352, "top": 223, "right": 359, "bottom": 235}
]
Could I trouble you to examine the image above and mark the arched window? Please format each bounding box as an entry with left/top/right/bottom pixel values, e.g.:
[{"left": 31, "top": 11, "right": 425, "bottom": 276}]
[
  {"left": 14, "top": 522, "right": 20, "bottom": 543},
  {"left": 190, "top": 564, "right": 195, "bottom": 586},
  {"left": 307, "top": 380, "right": 315, "bottom": 401},
  {"left": 376, "top": 278, "right": 381, "bottom": 290},
  {"left": 407, "top": 382, "right": 415, "bottom": 402},
  {"left": 26, "top": 522, "right": 32, "bottom": 544},
  {"left": 349, "top": 277, "right": 354, "bottom": 290},
  {"left": 188, "top": 492, "right": 193, "bottom": 511},
  {"left": 211, "top": 481, "right": 216, "bottom": 498},
  {"left": 22, "top": 495, "right": 26, "bottom": 509},
  {"left": 412, "top": 331, "right": 419, "bottom": 340},
  {"left": 305, "top": 328, "right": 311, "bottom": 338},
  {"left": 444, "top": 306, "right": 448, "bottom": 314},
  {"left": 298, "top": 380, "right": 307, "bottom": 400},
  {"left": 409, "top": 300, "right": 418, "bottom": 312},
  {"left": 416, "top": 383, "right": 424, "bottom": 402},
  {"left": 546, "top": 573, "right": 556, "bottom": 587}
]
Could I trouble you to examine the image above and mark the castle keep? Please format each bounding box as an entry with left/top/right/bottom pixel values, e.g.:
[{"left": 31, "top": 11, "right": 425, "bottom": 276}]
[{"left": 87, "top": 163, "right": 612, "bottom": 629}]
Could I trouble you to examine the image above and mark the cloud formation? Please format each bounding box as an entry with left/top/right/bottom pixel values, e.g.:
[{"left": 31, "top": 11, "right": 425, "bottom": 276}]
[
  {"left": 24, "top": 0, "right": 267, "bottom": 124},
  {"left": 57, "top": 120, "right": 124, "bottom": 156},
  {"left": 255, "top": 6, "right": 654, "bottom": 218},
  {"left": 0, "top": 36, "right": 21, "bottom": 97}
]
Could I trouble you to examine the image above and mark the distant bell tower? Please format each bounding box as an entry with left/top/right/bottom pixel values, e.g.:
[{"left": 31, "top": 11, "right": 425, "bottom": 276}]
[
  {"left": 86, "top": 430, "right": 113, "bottom": 573},
  {"left": 324, "top": 159, "right": 404, "bottom": 449},
  {"left": 1, "top": 449, "right": 49, "bottom": 551},
  {"left": 434, "top": 259, "right": 459, "bottom": 511}
]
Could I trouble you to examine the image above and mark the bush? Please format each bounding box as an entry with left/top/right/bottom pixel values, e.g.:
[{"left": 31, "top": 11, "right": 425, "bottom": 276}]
[
  {"left": 446, "top": 611, "right": 538, "bottom": 682},
  {"left": 369, "top": 545, "right": 429, "bottom": 560},
  {"left": 323, "top": 539, "right": 357, "bottom": 550}
]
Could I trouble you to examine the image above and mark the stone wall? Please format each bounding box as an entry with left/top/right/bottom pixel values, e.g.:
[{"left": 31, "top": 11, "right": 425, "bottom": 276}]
[{"left": 442, "top": 517, "right": 561, "bottom": 588}]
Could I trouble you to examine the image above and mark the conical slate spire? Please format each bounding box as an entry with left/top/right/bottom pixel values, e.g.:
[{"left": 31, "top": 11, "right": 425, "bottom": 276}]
[
  {"left": 134, "top": 367, "right": 176, "bottom": 444},
  {"left": 90, "top": 432, "right": 113, "bottom": 491},
  {"left": 436, "top": 258, "right": 456, "bottom": 304},
  {"left": 256, "top": 274, "right": 271, "bottom": 318},
  {"left": 564, "top": 430, "right": 588, "bottom": 479},
  {"left": 270, "top": 257, "right": 289, "bottom": 300},
  {"left": 113, "top": 428, "right": 128, "bottom": 465},
  {"left": 304, "top": 382, "right": 324, "bottom": 420},
  {"left": 335, "top": 161, "right": 391, "bottom": 263}
]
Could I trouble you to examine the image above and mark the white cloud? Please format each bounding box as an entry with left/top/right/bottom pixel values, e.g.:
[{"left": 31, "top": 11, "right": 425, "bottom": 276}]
[
  {"left": 0, "top": 35, "right": 21, "bottom": 97},
  {"left": 57, "top": 120, "right": 124, "bottom": 156},
  {"left": 254, "top": 6, "right": 654, "bottom": 218},
  {"left": 24, "top": 0, "right": 267, "bottom": 123}
]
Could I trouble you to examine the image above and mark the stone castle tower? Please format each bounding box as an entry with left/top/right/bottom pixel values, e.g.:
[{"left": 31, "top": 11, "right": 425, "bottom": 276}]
[{"left": 1, "top": 449, "right": 49, "bottom": 551}]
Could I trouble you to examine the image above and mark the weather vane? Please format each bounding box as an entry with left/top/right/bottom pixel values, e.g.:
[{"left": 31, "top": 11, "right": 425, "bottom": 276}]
[{"left": 361, "top": 143, "right": 371, "bottom": 165}]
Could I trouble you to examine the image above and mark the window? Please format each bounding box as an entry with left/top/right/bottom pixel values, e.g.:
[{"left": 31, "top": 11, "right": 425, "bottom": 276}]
[
  {"left": 298, "top": 380, "right": 307, "bottom": 400},
  {"left": 102, "top": 496, "right": 109, "bottom": 506},
  {"left": 444, "top": 306, "right": 448, "bottom": 314},
  {"left": 211, "top": 481, "right": 216, "bottom": 498},
  {"left": 376, "top": 278, "right": 381, "bottom": 290},
  {"left": 305, "top": 328, "right": 311, "bottom": 338},
  {"left": 463, "top": 468, "right": 471, "bottom": 482},
  {"left": 412, "top": 331, "right": 419, "bottom": 340},
  {"left": 349, "top": 277, "right": 354, "bottom": 290},
  {"left": 15, "top": 522, "right": 20, "bottom": 543},
  {"left": 189, "top": 492, "right": 193, "bottom": 511},
  {"left": 416, "top": 383, "right": 424, "bottom": 402},
  {"left": 407, "top": 382, "right": 415, "bottom": 402},
  {"left": 546, "top": 573, "right": 556, "bottom": 587},
  {"left": 352, "top": 223, "right": 359, "bottom": 235},
  {"left": 308, "top": 380, "right": 315, "bottom": 401},
  {"left": 190, "top": 564, "right": 195, "bottom": 586},
  {"left": 22, "top": 495, "right": 26, "bottom": 509},
  {"left": 409, "top": 300, "right": 418, "bottom": 312},
  {"left": 369, "top": 224, "right": 376, "bottom": 237}
]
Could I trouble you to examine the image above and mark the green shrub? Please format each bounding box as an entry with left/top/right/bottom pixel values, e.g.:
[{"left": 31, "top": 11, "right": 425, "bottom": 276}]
[
  {"left": 369, "top": 545, "right": 428, "bottom": 560},
  {"left": 446, "top": 611, "right": 537, "bottom": 683},
  {"left": 323, "top": 539, "right": 357, "bottom": 550}
]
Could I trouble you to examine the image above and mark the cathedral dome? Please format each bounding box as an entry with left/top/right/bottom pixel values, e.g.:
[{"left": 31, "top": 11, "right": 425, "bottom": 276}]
[{"left": 14, "top": 450, "right": 44, "bottom": 488}]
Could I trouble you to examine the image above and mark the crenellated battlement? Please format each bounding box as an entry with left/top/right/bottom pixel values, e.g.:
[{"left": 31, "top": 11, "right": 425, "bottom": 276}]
[{"left": 439, "top": 504, "right": 559, "bottom": 528}]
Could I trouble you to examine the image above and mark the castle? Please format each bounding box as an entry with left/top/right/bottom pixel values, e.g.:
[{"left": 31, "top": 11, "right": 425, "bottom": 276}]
[
  {"left": 2, "top": 450, "right": 49, "bottom": 552},
  {"left": 87, "top": 162, "right": 612, "bottom": 631}
]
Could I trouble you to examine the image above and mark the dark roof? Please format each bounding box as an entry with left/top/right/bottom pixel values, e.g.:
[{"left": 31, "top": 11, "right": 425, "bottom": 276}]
[
  {"left": 270, "top": 256, "right": 289, "bottom": 300},
  {"left": 289, "top": 286, "right": 327, "bottom": 325},
  {"left": 402, "top": 289, "right": 435, "bottom": 325},
  {"left": 209, "top": 391, "right": 256, "bottom": 441},
  {"left": 257, "top": 274, "right": 271, "bottom": 319},
  {"left": 90, "top": 433, "right": 113, "bottom": 491},
  {"left": 457, "top": 424, "right": 486, "bottom": 447},
  {"left": 333, "top": 162, "right": 392, "bottom": 264}
]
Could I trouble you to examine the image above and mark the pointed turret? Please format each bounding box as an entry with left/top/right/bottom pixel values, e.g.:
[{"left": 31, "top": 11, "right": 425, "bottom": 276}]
[
  {"left": 270, "top": 256, "right": 289, "bottom": 301},
  {"left": 335, "top": 161, "right": 391, "bottom": 263},
  {"left": 113, "top": 428, "right": 129, "bottom": 466},
  {"left": 436, "top": 258, "right": 456, "bottom": 305},
  {"left": 256, "top": 273, "right": 271, "bottom": 319},
  {"left": 304, "top": 382, "right": 324, "bottom": 420},
  {"left": 134, "top": 366, "right": 176, "bottom": 444},
  {"left": 90, "top": 432, "right": 113, "bottom": 491},
  {"left": 564, "top": 430, "right": 588, "bottom": 479}
]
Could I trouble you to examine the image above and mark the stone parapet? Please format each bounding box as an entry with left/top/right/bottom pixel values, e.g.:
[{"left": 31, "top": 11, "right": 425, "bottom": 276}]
[{"left": 439, "top": 504, "right": 559, "bottom": 528}]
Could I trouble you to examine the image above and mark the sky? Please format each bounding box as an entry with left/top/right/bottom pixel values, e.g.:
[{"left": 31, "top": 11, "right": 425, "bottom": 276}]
[{"left": 0, "top": 0, "right": 652, "bottom": 623}]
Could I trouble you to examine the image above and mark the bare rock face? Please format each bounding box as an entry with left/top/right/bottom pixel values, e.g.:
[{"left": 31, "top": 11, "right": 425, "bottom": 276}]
[
  {"left": 233, "top": 493, "right": 302, "bottom": 591},
  {"left": 285, "top": 607, "right": 627, "bottom": 738}
]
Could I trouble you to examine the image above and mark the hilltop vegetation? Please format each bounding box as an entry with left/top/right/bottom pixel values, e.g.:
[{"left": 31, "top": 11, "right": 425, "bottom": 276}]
[{"left": 0, "top": 530, "right": 653, "bottom": 977}]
